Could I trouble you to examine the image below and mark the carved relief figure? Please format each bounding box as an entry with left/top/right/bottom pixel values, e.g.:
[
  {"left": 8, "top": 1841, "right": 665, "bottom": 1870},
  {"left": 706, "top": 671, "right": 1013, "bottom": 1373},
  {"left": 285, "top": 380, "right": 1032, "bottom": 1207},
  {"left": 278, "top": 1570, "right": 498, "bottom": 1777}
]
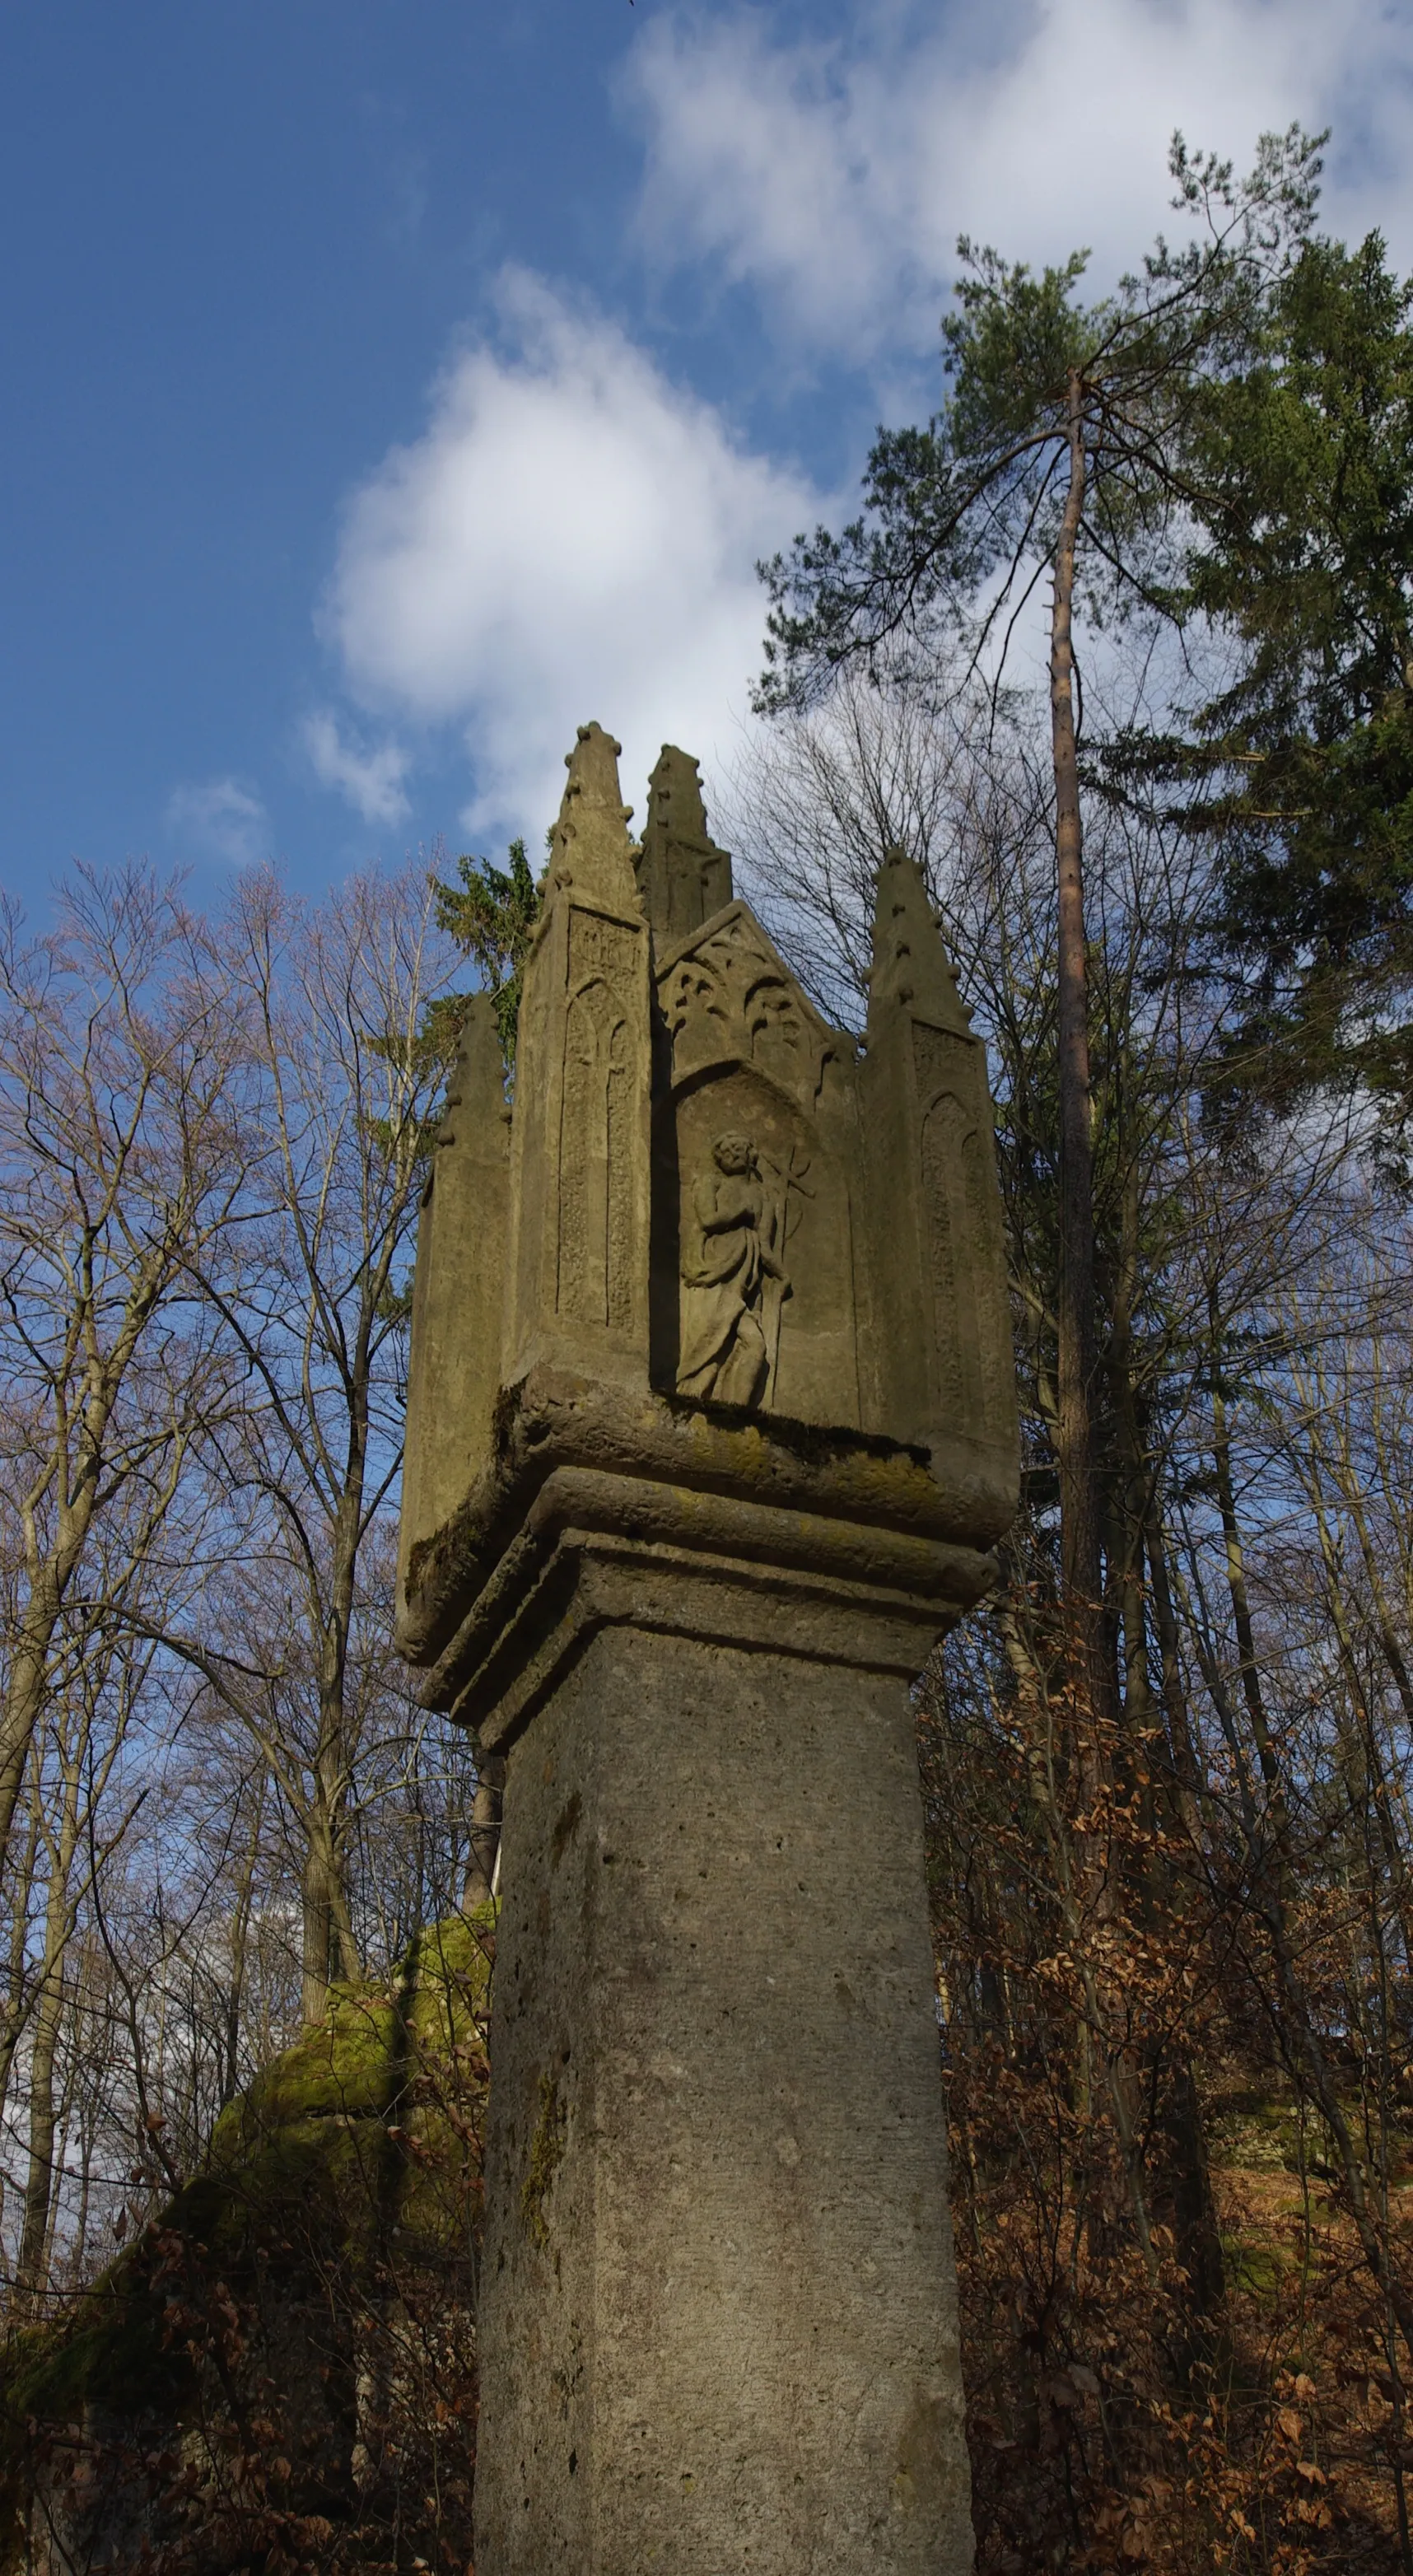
[{"left": 677, "top": 1132, "right": 790, "bottom": 1407}]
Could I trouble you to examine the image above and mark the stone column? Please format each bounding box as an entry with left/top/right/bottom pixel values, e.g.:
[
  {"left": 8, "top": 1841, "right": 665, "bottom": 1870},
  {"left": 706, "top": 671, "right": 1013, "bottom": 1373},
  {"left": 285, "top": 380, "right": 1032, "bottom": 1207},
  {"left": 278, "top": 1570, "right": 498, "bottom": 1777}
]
[
  {"left": 397, "top": 727, "right": 1017, "bottom": 2576},
  {"left": 452, "top": 1450, "right": 981, "bottom": 2575}
]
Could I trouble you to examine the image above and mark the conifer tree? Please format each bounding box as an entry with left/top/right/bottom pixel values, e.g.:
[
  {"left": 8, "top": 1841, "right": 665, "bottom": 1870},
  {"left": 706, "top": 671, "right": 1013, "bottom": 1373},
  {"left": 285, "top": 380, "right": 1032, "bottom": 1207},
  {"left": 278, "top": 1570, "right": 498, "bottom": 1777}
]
[
  {"left": 432, "top": 838, "right": 542, "bottom": 1070},
  {"left": 1175, "top": 227, "right": 1413, "bottom": 1144},
  {"left": 754, "top": 127, "right": 1320, "bottom": 1701}
]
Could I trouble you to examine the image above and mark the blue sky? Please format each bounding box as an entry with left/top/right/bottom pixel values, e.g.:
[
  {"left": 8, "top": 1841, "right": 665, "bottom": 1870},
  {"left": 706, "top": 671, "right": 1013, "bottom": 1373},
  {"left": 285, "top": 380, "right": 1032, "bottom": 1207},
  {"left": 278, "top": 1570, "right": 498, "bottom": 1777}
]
[{"left": 5, "top": 0, "right": 1412, "bottom": 916}]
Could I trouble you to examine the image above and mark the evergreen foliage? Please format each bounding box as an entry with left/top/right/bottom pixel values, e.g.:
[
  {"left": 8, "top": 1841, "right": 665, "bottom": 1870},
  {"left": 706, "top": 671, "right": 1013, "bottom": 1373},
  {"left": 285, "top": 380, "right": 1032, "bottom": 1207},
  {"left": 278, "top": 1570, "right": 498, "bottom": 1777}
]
[
  {"left": 432, "top": 837, "right": 543, "bottom": 1068},
  {"left": 754, "top": 129, "right": 1322, "bottom": 712},
  {"left": 1177, "top": 231, "right": 1413, "bottom": 1138}
]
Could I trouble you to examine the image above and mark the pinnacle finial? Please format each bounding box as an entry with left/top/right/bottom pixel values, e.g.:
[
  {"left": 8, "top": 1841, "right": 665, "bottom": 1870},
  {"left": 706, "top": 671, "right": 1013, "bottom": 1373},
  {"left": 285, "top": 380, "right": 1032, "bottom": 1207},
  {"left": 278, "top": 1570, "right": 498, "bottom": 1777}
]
[
  {"left": 648, "top": 744, "right": 709, "bottom": 843},
  {"left": 866, "top": 846, "right": 971, "bottom": 1033},
  {"left": 451, "top": 988, "right": 506, "bottom": 1109},
  {"left": 636, "top": 744, "right": 733, "bottom": 941},
  {"left": 547, "top": 721, "right": 642, "bottom": 916}
]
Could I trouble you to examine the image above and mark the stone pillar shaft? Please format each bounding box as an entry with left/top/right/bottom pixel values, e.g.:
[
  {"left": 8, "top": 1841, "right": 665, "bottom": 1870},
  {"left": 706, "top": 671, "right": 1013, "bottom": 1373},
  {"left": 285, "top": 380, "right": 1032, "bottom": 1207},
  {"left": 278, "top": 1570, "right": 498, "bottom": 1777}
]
[{"left": 474, "top": 1551, "right": 972, "bottom": 2576}]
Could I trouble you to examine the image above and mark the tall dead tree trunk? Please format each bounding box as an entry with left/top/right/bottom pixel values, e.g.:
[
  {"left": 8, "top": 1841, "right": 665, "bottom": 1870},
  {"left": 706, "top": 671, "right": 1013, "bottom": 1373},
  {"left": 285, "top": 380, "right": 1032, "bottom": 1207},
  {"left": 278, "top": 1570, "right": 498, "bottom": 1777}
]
[{"left": 1051, "top": 376, "right": 1103, "bottom": 1680}]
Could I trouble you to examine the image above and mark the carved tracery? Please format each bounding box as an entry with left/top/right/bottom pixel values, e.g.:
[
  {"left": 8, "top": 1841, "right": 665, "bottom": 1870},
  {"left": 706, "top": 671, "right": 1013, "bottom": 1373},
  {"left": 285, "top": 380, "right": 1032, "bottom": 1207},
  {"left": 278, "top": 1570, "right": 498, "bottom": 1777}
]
[
  {"left": 557, "top": 927, "right": 635, "bottom": 1330},
  {"left": 659, "top": 906, "right": 833, "bottom": 1108}
]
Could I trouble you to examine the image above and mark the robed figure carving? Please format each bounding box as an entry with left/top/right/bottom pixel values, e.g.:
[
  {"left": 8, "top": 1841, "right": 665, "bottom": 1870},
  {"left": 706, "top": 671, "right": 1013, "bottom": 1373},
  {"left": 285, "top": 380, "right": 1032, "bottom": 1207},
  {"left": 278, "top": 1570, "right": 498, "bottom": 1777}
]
[{"left": 677, "top": 1132, "right": 790, "bottom": 1407}]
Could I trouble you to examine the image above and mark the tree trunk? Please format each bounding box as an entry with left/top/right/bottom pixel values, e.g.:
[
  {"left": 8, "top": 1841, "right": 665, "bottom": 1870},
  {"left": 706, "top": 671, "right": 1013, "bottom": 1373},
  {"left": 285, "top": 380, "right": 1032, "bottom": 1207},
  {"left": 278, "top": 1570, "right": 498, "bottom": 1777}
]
[
  {"left": 1145, "top": 1511, "right": 1205, "bottom": 1839},
  {"left": 14, "top": 1967, "right": 63, "bottom": 2312},
  {"left": 0, "top": 1608, "right": 57, "bottom": 1907},
  {"left": 301, "top": 1821, "right": 339, "bottom": 2025},
  {"left": 301, "top": 1788, "right": 360, "bottom": 2023},
  {"left": 14, "top": 1744, "right": 83, "bottom": 2312},
  {"left": 1109, "top": 1225, "right": 1225, "bottom": 2344},
  {"left": 1050, "top": 373, "right": 1103, "bottom": 1693},
  {"left": 463, "top": 1755, "right": 505, "bottom": 1911},
  {"left": 0, "top": 1774, "right": 44, "bottom": 2129},
  {"left": 300, "top": 1465, "right": 369, "bottom": 2023},
  {"left": 1306, "top": 1481, "right": 1413, "bottom": 1974},
  {"left": 222, "top": 1782, "right": 266, "bottom": 2104},
  {"left": 1108, "top": 1148, "right": 1153, "bottom": 1785}
]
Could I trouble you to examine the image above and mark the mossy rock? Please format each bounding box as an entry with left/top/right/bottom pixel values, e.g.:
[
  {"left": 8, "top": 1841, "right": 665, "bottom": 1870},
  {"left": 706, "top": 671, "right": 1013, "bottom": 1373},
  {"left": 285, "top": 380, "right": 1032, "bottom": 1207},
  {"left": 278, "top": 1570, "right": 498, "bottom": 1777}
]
[
  {"left": 208, "top": 1910, "right": 492, "bottom": 2159},
  {"left": 3, "top": 2250, "right": 186, "bottom": 2430},
  {"left": 1221, "top": 2233, "right": 1292, "bottom": 2301},
  {"left": 1209, "top": 2090, "right": 1308, "bottom": 2173},
  {"left": 0, "top": 1907, "right": 492, "bottom": 2567},
  {"left": 213, "top": 1995, "right": 401, "bottom": 2146}
]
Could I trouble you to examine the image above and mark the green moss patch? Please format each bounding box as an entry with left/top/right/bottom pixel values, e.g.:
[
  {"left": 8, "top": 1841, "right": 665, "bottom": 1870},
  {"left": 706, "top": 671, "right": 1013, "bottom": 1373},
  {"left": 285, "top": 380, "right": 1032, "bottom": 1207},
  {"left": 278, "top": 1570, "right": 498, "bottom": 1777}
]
[{"left": 0, "top": 1909, "right": 493, "bottom": 2493}]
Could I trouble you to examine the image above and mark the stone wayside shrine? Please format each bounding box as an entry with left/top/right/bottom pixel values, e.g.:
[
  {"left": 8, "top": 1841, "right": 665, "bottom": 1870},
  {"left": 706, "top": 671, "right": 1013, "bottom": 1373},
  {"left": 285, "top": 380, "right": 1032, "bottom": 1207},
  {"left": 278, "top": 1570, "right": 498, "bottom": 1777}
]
[{"left": 396, "top": 723, "right": 1018, "bottom": 2574}]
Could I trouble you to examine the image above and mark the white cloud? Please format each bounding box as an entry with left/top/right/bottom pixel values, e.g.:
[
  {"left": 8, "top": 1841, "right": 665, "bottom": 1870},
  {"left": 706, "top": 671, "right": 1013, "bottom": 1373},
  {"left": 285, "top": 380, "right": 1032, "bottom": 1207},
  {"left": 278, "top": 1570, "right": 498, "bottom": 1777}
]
[
  {"left": 319, "top": 268, "right": 818, "bottom": 847},
  {"left": 166, "top": 776, "right": 268, "bottom": 867},
  {"left": 302, "top": 710, "right": 411, "bottom": 827},
  {"left": 623, "top": 0, "right": 1413, "bottom": 360}
]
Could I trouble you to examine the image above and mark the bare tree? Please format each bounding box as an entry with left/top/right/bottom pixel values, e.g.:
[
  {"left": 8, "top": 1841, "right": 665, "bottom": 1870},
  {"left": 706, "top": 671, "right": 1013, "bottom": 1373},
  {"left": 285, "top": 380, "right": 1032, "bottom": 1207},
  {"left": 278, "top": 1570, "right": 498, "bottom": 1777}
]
[
  {"left": 0, "top": 870, "right": 245, "bottom": 2069},
  {"left": 184, "top": 865, "right": 457, "bottom": 2021}
]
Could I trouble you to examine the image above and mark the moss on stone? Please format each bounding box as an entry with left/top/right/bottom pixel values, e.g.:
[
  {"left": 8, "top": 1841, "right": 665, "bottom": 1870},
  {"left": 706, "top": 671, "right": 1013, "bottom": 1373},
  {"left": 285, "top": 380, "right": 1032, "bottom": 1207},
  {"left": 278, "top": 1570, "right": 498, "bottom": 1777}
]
[
  {"left": 3, "top": 2251, "right": 184, "bottom": 2429},
  {"left": 520, "top": 2069, "right": 567, "bottom": 2250},
  {"left": 0, "top": 1906, "right": 493, "bottom": 2501},
  {"left": 212, "top": 1992, "right": 401, "bottom": 2152},
  {"left": 1221, "top": 2235, "right": 1293, "bottom": 2301}
]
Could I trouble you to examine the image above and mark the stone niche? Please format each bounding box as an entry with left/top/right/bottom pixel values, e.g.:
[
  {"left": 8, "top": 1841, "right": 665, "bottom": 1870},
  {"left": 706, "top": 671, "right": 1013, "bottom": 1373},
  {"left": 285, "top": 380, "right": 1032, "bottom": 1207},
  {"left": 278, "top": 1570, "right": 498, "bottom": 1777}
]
[
  {"left": 654, "top": 901, "right": 861, "bottom": 1429},
  {"left": 395, "top": 721, "right": 1019, "bottom": 2576}
]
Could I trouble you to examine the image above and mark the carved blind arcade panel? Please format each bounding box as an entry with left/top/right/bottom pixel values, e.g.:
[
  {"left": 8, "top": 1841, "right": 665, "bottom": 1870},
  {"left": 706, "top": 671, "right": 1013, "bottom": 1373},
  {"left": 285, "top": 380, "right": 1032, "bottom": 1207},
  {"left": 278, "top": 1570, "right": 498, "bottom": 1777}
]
[{"left": 556, "top": 911, "right": 637, "bottom": 1332}]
